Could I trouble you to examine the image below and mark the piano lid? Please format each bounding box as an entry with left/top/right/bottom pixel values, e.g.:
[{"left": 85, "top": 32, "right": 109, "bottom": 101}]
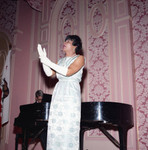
[
  {"left": 81, "top": 101, "right": 134, "bottom": 129},
  {"left": 19, "top": 102, "right": 50, "bottom": 122}
]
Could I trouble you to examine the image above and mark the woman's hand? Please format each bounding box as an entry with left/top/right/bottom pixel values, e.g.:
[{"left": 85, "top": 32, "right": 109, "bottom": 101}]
[
  {"left": 38, "top": 44, "right": 47, "bottom": 58},
  {"left": 38, "top": 44, "right": 54, "bottom": 76}
]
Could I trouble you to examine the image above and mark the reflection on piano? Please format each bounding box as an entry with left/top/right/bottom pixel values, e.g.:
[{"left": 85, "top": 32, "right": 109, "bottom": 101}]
[{"left": 14, "top": 101, "right": 134, "bottom": 150}]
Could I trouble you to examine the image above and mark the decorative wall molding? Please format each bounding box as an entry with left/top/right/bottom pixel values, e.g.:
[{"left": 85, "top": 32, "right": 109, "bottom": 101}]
[
  {"left": 41, "top": 28, "right": 48, "bottom": 43},
  {"left": 116, "top": 0, "right": 126, "bottom": 18},
  {"left": 13, "top": 28, "right": 23, "bottom": 52},
  {"left": 41, "top": 0, "right": 49, "bottom": 23},
  {"left": 26, "top": 0, "right": 42, "bottom": 12},
  {"left": 60, "top": 16, "right": 74, "bottom": 41},
  {"left": 89, "top": 3, "right": 107, "bottom": 37},
  {"left": 114, "top": 15, "right": 132, "bottom": 23}
]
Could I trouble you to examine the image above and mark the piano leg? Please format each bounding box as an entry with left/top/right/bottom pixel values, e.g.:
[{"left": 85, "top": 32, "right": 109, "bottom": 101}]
[
  {"left": 22, "top": 128, "right": 29, "bottom": 150},
  {"left": 80, "top": 127, "right": 129, "bottom": 150},
  {"left": 15, "top": 134, "right": 19, "bottom": 150},
  {"left": 80, "top": 128, "right": 87, "bottom": 150},
  {"left": 39, "top": 128, "right": 47, "bottom": 150},
  {"left": 118, "top": 127, "right": 128, "bottom": 150}
]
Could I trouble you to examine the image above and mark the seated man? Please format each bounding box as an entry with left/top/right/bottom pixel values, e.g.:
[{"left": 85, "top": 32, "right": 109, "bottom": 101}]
[
  {"left": 35, "top": 90, "right": 47, "bottom": 150},
  {"left": 35, "top": 90, "right": 52, "bottom": 103},
  {"left": 35, "top": 90, "right": 44, "bottom": 103}
]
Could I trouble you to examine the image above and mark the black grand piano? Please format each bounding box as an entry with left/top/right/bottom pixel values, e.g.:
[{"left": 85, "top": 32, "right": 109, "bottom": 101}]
[{"left": 14, "top": 100, "right": 134, "bottom": 150}]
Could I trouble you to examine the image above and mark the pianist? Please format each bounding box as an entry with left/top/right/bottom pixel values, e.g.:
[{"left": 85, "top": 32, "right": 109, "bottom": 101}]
[
  {"left": 34, "top": 90, "right": 47, "bottom": 150},
  {"left": 35, "top": 90, "right": 44, "bottom": 103},
  {"left": 38, "top": 35, "right": 85, "bottom": 150}
]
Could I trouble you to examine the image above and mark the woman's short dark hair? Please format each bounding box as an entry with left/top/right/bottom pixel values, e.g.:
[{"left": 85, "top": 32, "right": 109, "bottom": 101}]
[{"left": 65, "top": 35, "right": 82, "bottom": 54}]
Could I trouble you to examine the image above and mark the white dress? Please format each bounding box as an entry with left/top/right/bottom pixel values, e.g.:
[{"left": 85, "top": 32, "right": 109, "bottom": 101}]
[{"left": 46, "top": 55, "right": 84, "bottom": 150}]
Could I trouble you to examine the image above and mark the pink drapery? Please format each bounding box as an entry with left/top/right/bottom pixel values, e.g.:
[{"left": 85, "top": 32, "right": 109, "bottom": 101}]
[{"left": 26, "top": 0, "right": 43, "bottom": 12}]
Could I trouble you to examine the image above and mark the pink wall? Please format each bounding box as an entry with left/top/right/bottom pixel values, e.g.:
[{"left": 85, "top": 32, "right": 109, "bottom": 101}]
[
  {"left": 0, "top": 0, "right": 148, "bottom": 150},
  {"left": 131, "top": 0, "right": 148, "bottom": 149}
]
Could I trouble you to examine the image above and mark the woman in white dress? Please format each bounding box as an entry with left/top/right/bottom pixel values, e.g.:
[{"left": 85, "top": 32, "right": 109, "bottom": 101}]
[{"left": 38, "top": 35, "right": 85, "bottom": 150}]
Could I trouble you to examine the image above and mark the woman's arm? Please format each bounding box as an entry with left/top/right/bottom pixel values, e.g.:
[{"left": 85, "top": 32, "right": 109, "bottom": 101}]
[
  {"left": 42, "top": 64, "right": 56, "bottom": 76},
  {"left": 66, "top": 55, "right": 85, "bottom": 76},
  {"left": 40, "top": 55, "right": 84, "bottom": 76},
  {"left": 38, "top": 44, "right": 84, "bottom": 76}
]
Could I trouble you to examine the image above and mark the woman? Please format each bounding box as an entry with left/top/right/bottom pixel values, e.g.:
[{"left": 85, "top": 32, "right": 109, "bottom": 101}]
[{"left": 38, "top": 35, "right": 85, "bottom": 150}]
